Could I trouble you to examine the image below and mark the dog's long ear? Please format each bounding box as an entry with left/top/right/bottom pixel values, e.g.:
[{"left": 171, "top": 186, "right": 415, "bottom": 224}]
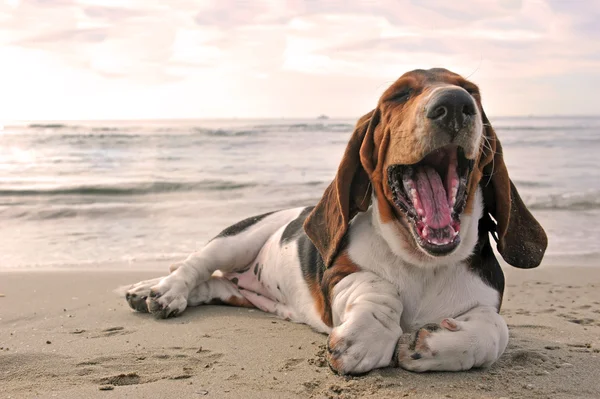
[
  {"left": 469, "top": 212, "right": 506, "bottom": 309},
  {"left": 304, "top": 110, "right": 380, "bottom": 267},
  {"left": 478, "top": 110, "right": 547, "bottom": 268}
]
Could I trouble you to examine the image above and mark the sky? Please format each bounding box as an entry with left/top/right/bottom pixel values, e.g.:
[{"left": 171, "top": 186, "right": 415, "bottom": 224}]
[{"left": 1, "top": 0, "right": 600, "bottom": 120}]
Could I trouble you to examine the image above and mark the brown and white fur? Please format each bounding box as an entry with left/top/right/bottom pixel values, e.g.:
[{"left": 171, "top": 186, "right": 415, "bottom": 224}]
[{"left": 121, "top": 68, "right": 547, "bottom": 375}]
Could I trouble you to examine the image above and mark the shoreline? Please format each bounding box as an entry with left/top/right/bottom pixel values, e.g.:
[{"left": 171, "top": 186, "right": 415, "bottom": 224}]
[{"left": 1, "top": 265, "right": 599, "bottom": 398}]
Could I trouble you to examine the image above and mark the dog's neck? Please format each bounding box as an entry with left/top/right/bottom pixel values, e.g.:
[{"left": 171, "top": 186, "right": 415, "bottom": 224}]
[{"left": 356, "top": 189, "right": 483, "bottom": 270}]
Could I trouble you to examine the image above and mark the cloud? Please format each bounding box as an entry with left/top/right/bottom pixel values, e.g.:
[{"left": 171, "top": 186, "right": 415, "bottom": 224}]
[
  {"left": 193, "top": 0, "right": 291, "bottom": 27},
  {"left": 17, "top": 28, "right": 109, "bottom": 45},
  {"left": 0, "top": 0, "right": 599, "bottom": 119},
  {"left": 82, "top": 5, "right": 144, "bottom": 21}
]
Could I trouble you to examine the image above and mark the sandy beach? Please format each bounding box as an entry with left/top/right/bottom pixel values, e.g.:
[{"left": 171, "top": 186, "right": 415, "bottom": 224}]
[{"left": 1, "top": 264, "right": 599, "bottom": 399}]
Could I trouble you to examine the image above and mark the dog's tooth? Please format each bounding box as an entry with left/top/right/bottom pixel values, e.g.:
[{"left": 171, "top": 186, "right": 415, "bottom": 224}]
[
  {"left": 449, "top": 225, "right": 458, "bottom": 237},
  {"left": 403, "top": 176, "right": 413, "bottom": 189},
  {"left": 409, "top": 188, "right": 418, "bottom": 205},
  {"left": 411, "top": 189, "right": 425, "bottom": 215}
]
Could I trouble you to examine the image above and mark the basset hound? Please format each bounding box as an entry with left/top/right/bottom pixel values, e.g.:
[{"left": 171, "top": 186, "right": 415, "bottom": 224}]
[{"left": 122, "top": 68, "right": 547, "bottom": 374}]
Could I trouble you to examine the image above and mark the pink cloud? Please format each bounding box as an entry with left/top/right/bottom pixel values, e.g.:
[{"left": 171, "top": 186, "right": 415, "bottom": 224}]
[{"left": 0, "top": 0, "right": 599, "bottom": 119}]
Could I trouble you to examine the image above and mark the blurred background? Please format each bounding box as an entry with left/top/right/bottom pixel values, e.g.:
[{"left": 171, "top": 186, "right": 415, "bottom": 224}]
[{"left": 1, "top": 0, "right": 599, "bottom": 269}]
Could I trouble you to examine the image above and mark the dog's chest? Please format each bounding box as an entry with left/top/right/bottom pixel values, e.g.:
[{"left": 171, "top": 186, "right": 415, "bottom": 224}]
[
  {"left": 347, "top": 216, "right": 499, "bottom": 333},
  {"left": 394, "top": 266, "right": 497, "bottom": 331}
]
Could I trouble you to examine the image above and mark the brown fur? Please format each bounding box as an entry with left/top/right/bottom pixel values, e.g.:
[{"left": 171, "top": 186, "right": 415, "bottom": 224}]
[
  {"left": 209, "top": 296, "right": 255, "bottom": 308},
  {"left": 307, "top": 278, "right": 327, "bottom": 325},
  {"left": 303, "top": 112, "right": 375, "bottom": 267},
  {"left": 304, "top": 68, "right": 547, "bottom": 270},
  {"left": 306, "top": 251, "right": 361, "bottom": 327},
  {"left": 326, "top": 331, "right": 345, "bottom": 371}
]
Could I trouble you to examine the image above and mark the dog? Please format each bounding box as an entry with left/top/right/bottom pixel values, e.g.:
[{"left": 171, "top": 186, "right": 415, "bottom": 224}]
[{"left": 122, "top": 68, "right": 547, "bottom": 375}]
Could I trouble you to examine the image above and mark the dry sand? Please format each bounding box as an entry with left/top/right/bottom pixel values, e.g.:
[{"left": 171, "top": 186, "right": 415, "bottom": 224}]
[{"left": 1, "top": 264, "right": 599, "bottom": 399}]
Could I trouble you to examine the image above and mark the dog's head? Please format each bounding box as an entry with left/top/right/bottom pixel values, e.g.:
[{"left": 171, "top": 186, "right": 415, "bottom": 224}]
[{"left": 304, "top": 68, "right": 547, "bottom": 269}]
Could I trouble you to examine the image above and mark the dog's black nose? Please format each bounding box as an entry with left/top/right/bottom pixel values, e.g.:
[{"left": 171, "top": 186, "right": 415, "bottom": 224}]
[{"left": 426, "top": 88, "right": 476, "bottom": 136}]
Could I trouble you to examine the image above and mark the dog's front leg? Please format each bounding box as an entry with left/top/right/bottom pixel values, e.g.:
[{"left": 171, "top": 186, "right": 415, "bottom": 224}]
[
  {"left": 326, "top": 271, "right": 403, "bottom": 375},
  {"left": 394, "top": 306, "right": 509, "bottom": 372}
]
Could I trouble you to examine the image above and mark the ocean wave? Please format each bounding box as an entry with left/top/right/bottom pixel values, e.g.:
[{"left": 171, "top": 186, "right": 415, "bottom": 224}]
[
  {"left": 495, "top": 125, "right": 597, "bottom": 131},
  {"left": 28, "top": 123, "right": 73, "bottom": 129},
  {"left": 48, "top": 133, "right": 142, "bottom": 141},
  {"left": 192, "top": 128, "right": 264, "bottom": 137},
  {"left": 513, "top": 180, "right": 553, "bottom": 188},
  {"left": 28, "top": 124, "right": 127, "bottom": 132},
  {"left": 501, "top": 137, "right": 600, "bottom": 147},
  {"left": 526, "top": 191, "right": 600, "bottom": 210},
  {"left": 91, "top": 127, "right": 125, "bottom": 132},
  {"left": 19, "top": 123, "right": 355, "bottom": 139},
  {"left": 0, "top": 179, "right": 257, "bottom": 197},
  {"left": 0, "top": 203, "right": 149, "bottom": 220},
  {"left": 251, "top": 122, "right": 354, "bottom": 133},
  {"left": 190, "top": 123, "right": 354, "bottom": 136}
]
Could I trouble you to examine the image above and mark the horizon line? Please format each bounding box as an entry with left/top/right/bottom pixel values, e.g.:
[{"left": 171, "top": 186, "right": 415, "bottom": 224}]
[{"left": 3, "top": 113, "right": 600, "bottom": 125}]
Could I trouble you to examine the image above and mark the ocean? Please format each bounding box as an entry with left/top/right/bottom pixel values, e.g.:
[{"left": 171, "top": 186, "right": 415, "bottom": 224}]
[{"left": 0, "top": 117, "right": 599, "bottom": 269}]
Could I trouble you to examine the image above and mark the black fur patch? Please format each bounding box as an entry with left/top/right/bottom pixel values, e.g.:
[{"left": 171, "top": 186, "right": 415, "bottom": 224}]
[
  {"left": 297, "top": 233, "right": 326, "bottom": 286},
  {"left": 469, "top": 213, "right": 505, "bottom": 309},
  {"left": 280, "top": 207, "right": 315, "bottom": 245},
  {"left": 214, "top": 211, "right": 276, "bottom": 239},
  {"left": 279, "top": 206, "right": 356, "bottom": 308},
  {"left": 277, "top": 206, "right": 326, "bottom": 285}
]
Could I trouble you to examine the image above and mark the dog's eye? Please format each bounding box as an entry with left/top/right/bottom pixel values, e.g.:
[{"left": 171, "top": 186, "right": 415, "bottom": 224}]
[{"left": 388, "top": 89, "right": 412, "bottom": 103}]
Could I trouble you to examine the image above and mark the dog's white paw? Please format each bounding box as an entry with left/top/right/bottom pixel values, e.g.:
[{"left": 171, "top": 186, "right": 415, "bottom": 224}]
[
  {"left": 326, "top": 316, "right": 400, "bottom": 375},
  {"left": 146, "top": 276, "right": 189, "bottom": 319},
  {"left": 123, "top": 277, "right": 163, "bottom": 313},
  {"left": 394, "top": 318, "right": 474, "bottom": 372}
]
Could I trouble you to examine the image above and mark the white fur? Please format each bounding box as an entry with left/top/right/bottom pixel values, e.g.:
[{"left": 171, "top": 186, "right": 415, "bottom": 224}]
[
  {"left": 395, "top": 306, "right": 508, "bottom": 372},
  {"left": 224, "top": 220, "right": 332, "bottom": 332},
  {"left": 327, "top": 271, "right": 403, "bottom": 374}
]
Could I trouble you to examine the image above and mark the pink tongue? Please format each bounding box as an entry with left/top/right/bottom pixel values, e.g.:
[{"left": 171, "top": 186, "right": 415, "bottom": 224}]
[{"left": 414, "top": 166, "right": 452, "bottom": 229}]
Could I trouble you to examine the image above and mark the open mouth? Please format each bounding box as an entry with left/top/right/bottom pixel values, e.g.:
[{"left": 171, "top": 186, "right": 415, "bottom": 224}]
[{"left": 388, "top": 145, "right": 474, "bottom": 255}]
